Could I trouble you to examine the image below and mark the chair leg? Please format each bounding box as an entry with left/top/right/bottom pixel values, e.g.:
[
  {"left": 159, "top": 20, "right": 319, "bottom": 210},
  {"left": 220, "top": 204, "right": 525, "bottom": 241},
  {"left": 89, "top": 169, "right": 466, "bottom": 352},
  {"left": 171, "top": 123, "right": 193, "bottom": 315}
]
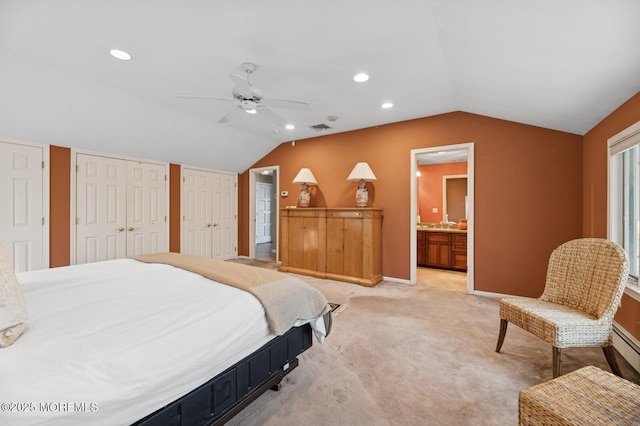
[
  {"left": 495, "top": 319, "right": 508, "bottom": 352},
  {"left": 553, "top": 347, "right": 563, "bottom": 378},
  {"left": 602, "top": 346, "right": 622, "bottom": 377}
]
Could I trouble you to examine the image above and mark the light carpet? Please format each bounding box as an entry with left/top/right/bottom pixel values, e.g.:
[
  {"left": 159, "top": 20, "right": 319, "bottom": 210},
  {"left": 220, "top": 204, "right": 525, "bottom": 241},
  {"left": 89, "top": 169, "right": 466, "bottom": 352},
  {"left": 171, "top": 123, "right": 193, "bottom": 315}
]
[{"left": 226, "top": 259, "right": 640, "bottom": 425}]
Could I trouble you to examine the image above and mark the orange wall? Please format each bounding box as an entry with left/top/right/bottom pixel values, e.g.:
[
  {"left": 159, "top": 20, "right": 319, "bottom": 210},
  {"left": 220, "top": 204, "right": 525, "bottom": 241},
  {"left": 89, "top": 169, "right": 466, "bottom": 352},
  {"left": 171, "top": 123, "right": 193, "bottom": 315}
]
[
  {"left": 583, "top": 91, "right": 640, "bottom": 340},
  {"left": 169, "top": 163, "right": 181, "bottom": 253},
  {"left": 240, "top": 111, "right": 583, "bottom": 295},
  {"left": 49, "top": 145, "right": 70, "bottom": 267},
  {"left": 417, "top": 162, "right": 468, "bottom": 223}
]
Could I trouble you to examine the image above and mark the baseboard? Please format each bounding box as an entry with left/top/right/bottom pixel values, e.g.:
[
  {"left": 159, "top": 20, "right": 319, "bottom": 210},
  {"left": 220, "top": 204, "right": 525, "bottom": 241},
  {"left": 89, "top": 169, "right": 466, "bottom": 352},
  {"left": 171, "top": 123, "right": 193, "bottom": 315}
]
[
  {"left": 471, "top": 290, "right": 523, "bottom": 299},
  {"left": 612, "top": 322, "right": 640, "bottom": 373},
  {"left": 383, "top": 276, "right": 412, "bottom": 285}
]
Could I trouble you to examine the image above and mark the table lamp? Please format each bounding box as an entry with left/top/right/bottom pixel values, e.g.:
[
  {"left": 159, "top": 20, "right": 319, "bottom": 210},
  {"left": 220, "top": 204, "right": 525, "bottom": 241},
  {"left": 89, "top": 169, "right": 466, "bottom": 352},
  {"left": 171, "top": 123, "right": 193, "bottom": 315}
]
[
  {"left": 292, "top": 168, "right": 317, "bottom": 207},
  {"left": 347, "top": 162, "right": 377, "bottom": 207}
]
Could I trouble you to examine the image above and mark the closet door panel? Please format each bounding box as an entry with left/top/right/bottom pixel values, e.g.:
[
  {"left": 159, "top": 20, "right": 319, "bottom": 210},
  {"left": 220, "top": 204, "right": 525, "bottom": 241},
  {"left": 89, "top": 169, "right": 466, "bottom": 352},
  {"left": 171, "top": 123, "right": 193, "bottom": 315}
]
[
  {"left": 76, "top": 154, "right": 127, "bottom": 264},
  {"left": 182, "top": 169, "right": 212, "bottom": 258},
  {"left": 210, "top": 172, "right": 236, "bottom": 260},
  {"left": 0, "top": 142, "right": 45, "bottom": 271},
  {"left": 126, "top": 162, "right": 167, "bottom": 256}
]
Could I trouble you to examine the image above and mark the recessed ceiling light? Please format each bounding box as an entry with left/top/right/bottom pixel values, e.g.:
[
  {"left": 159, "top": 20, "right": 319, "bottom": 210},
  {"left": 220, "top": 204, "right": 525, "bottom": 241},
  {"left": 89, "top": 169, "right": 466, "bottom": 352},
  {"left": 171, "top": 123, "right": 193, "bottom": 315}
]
[
  {"left": 381, "top": 102, "right": 394, "bottom": 109},
  {"left": 353, "top": 73, "right": 369, "bottom": 83},
  {"left": 246, "top": 109, "right": 257, "bottom": 114},
  {"left": 285, "top": 124, "right": 295, "bottom": 130},
  {"left": 109, "top": 49, "right": 132, "bottom": 61}
]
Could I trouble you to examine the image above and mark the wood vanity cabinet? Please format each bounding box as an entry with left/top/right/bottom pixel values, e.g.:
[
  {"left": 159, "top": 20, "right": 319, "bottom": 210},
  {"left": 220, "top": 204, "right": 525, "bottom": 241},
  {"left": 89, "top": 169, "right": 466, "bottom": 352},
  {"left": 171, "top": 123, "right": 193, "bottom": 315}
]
[
  {"left": 279, "top": 208, "right": 382, "bottom": 286},
  {"left": 452, "top": 233, "right": 468, "bottom": 271},
  {"left": 417, "top": 230, "right": 427, "bottom": 266},
  {"left": 418, "top": 230, "right": 467, "bottom": 271},
  {"left": 426, "top": 232, "right": 452, "bottom": 269}
]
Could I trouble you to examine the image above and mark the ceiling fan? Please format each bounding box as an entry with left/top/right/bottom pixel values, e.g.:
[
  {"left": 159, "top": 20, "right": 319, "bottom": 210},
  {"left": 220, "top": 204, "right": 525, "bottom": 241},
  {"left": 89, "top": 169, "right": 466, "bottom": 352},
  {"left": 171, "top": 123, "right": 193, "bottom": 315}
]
[{"left": 178, "top": 62, "right": 311, "bottom": 129}]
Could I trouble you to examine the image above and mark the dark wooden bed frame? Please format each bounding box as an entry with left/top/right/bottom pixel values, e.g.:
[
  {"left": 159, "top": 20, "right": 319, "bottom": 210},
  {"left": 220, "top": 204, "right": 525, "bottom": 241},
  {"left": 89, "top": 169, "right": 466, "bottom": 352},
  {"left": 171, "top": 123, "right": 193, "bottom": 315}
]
[{"left": 133, "top": 323, "right": 314, "bottom": 426}]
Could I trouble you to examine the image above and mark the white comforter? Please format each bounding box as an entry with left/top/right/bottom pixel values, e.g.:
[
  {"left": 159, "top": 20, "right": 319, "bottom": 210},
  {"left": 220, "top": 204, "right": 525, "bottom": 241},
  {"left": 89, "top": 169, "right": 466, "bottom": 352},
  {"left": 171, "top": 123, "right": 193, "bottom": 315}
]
[{"left": 0, "top": 259, "right": 299, "bottom": 425}]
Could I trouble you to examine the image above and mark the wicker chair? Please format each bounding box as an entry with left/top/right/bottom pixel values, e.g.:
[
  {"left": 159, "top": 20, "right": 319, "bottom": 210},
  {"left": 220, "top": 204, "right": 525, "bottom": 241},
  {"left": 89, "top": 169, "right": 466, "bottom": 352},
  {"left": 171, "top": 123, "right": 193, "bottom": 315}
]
[{"left": 495, "top": 238, "right": 629, "bottom": 378}]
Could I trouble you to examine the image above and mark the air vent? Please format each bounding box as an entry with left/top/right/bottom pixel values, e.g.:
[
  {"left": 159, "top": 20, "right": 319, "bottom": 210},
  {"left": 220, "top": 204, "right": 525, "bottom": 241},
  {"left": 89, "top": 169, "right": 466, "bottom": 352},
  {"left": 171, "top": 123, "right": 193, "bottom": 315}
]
[{"left": 309, "top": 123, "right": 332, "bottom": 131}]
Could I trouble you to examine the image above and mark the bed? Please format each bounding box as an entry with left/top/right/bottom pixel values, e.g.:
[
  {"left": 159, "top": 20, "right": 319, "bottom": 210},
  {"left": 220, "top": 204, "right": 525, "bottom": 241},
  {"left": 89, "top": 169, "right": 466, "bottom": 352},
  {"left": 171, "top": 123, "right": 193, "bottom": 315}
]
[{"left": 0, "top": 251, "right": 330, "bottom": 426}]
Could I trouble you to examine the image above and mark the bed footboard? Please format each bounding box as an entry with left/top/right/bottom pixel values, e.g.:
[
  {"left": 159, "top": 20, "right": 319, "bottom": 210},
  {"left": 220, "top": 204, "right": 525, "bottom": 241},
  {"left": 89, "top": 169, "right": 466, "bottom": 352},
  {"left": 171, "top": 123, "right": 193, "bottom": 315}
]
[{"left": 134, "top": 323, "right": 313, "bottom": 426}]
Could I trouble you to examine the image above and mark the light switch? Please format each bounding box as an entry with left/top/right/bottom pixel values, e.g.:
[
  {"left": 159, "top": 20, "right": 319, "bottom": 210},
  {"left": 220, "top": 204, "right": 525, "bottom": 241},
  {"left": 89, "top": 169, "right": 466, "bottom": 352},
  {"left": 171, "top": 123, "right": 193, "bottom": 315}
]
[{"left": 432, "top": 207, "right": 438, "bottom": 214}]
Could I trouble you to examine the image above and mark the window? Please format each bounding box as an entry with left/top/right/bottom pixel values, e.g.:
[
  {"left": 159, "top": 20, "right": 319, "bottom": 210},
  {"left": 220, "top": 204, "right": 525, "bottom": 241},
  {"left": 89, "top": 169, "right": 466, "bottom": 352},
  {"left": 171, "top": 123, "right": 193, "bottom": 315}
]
[{"left": 609, "top": 121, "right": 640, "bottom": 284}]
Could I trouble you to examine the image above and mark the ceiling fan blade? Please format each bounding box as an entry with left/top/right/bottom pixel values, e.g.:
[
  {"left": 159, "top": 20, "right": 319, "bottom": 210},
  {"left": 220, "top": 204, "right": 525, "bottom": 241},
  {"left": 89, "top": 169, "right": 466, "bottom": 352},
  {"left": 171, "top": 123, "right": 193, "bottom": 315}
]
[
  {"left": 257, "top": 107, "right": 288, "bottom": 128},
  {"left": 229, "top": 73, "right": 253, "bottom": 99},
  {"left": 176, "top": 95, "right": 235, "bottom": 102},
  {"left": 218, "top": 106, "right": 244, "bottom": 124},
  {"left": 265, "top": 99, "right": 312, "bottom": 111}
]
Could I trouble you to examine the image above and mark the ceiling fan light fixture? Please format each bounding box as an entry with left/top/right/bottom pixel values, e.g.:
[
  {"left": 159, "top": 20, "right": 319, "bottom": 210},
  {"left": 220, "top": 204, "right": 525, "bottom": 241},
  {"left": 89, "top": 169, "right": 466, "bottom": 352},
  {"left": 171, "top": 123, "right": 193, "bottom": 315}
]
[
  {"left": 246, "top": 109, "right": 257, "bottom": 114},
  {"left": 354, "top": 73, "right": 369, "bottom": 83},
  {"left": 109, "top": 49, "right": 131, "bottom": 61}
]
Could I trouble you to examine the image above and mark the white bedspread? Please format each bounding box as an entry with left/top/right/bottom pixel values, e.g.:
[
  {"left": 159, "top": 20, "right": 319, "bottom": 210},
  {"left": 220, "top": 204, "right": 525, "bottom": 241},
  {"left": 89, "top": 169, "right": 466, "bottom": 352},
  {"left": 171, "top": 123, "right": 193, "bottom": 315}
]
[{"left": 0, "top": 259, "right": 295, "bottom": 425}]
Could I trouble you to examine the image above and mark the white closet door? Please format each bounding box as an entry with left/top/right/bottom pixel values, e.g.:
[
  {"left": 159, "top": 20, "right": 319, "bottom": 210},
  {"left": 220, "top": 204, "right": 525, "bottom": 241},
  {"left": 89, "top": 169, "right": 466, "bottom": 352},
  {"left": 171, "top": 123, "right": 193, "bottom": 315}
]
[
  {"left": 126, "top": 162, "right": 167, "bottom": 257},
  {"left": 255, "top": 182, "right": 272, "bottom": 244},
  {"left": 76, "top": 154, "right": 128, "bottom": 264},
  {"left": 182, "top": 168, "right": 212, "bottom": 258},
  {"left": 0, "top": 141, "right": 45, "bottom": 272},
  {"left": 211, "top": 172, "right": 237, "bottom": 260}
]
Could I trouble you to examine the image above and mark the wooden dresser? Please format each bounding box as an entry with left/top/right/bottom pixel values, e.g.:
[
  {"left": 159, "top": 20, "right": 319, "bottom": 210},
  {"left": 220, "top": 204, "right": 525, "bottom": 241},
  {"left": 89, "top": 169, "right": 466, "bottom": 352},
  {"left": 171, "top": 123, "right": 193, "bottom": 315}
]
[{"left": 279, "top": 208, "right": 382, "bottom": 286}]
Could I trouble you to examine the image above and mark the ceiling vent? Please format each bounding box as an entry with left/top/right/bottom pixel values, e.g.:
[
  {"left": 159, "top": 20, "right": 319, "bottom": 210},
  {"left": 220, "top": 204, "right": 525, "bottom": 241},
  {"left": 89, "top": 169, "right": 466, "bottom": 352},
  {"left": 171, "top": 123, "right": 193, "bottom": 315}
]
[{"left": 309, "top": 123, "right": 332, "bottom": 131}]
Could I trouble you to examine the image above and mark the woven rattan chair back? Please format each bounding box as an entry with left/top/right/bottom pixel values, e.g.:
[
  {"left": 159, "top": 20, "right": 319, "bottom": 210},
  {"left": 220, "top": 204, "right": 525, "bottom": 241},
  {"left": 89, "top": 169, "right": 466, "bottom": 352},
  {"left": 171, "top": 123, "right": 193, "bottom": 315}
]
[{"left": 540, "top": 238, "right": 629, "bottom": 320}]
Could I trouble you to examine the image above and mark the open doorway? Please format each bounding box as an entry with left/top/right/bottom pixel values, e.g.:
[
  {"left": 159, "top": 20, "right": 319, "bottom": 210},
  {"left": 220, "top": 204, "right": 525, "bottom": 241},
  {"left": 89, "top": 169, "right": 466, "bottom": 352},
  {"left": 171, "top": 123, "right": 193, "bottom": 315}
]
[
  {"left": 249, "top": 166, "right": 279, "bottom": 262},
  {"left": 410, "top": 143, "right": 474, "bottom": 292}
]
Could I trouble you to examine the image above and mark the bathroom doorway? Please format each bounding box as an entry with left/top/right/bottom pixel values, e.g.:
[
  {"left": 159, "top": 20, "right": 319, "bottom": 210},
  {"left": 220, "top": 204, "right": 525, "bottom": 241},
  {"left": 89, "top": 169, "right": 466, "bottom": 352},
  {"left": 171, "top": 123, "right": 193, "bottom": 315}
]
[
  {"left": 410, "top": 143, "right": 474, "bottom": 292},
  {"left": 248, "top": 166, "right": 279, "bottom": 262}
]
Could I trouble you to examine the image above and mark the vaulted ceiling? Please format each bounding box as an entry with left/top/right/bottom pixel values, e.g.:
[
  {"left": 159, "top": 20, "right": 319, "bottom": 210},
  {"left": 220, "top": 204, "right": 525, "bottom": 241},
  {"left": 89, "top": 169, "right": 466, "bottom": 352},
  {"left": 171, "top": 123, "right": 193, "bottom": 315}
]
[{"left": 1, "top": 1, "right": 639, "bottom": 173}]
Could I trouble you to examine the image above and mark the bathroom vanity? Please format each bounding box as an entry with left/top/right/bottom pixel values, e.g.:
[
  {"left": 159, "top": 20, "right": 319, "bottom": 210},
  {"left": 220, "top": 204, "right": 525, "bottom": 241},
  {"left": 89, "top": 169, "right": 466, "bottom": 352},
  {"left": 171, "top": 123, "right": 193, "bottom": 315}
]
[{"left": 417, "top": 227, "right": 467, "bottom": 271}]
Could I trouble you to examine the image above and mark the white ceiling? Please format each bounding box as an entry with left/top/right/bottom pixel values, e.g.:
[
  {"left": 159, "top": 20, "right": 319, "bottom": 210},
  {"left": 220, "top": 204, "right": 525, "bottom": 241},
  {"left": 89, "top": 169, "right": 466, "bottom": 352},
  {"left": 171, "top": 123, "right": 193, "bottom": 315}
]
[{"left": 1, "top": 1, "right": 639, "bottom": 173}]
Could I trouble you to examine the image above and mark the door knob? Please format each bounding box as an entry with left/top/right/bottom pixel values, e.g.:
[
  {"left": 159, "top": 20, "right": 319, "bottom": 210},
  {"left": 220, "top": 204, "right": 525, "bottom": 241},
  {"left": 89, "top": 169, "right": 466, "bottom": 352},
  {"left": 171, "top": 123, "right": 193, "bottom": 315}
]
[
  {"left": 212, "top": 223, "right": 218, "bottom": 227},
  {"left": 116, "top": 227, "right": 125, "bottom": 232},
  {"left": 206, "top": 223, "right": 212, "bottom": 228},
  {"left": 128, "top": 227, "right": 135, "bottom": 231}
]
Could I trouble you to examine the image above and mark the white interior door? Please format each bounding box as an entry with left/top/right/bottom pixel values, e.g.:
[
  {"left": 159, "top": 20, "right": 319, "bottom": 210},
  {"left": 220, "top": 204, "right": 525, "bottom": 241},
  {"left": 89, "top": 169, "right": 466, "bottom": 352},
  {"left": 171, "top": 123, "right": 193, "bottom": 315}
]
[
  {"left": 210, "top": 172, "right": 237, "bottom": 260},
  {"left": 0, "top": 141, "right": 46, "bottom": 272},
  {"left": 181, "top": 167, "right": 237, "bottom": 260},
  {"left": 255, "top": 182, "right": 272, "bottom": 244},
  {"left": 76, "top": 153, "right": 168, "bottom": 264},
  {"left": 182, "top": 168, "right": 213, "bottom": 257},
  {"left": 76, "top": 154, "right": 128, "bottom": 264},
  {"left": 126, "top": 162, "right": 167, "bottom": 257}
]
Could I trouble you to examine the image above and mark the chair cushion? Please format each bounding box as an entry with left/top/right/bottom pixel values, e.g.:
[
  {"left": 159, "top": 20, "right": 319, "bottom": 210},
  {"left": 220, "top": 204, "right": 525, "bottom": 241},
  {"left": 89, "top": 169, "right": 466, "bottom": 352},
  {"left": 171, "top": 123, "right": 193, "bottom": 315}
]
[
  {"left": 0, "top": 243, "right": 28, "bottom": 347},
  {"left": 499, "top": 298, "right": 612, "bottom": 348}
]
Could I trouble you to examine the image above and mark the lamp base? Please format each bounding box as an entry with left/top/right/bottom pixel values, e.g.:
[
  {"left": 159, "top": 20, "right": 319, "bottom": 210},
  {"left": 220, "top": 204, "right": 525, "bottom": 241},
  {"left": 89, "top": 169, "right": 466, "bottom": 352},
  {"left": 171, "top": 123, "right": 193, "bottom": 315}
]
[
  {"left": 299, "top": 186, "right": 310, "bottom": 208},
  {"left": 355, "top": 186, "right": 368, "bottom": 208}
]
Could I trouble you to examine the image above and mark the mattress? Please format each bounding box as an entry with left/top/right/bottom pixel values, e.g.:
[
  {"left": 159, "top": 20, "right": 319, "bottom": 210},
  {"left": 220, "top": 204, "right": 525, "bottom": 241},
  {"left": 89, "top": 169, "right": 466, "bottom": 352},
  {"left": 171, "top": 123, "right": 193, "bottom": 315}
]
[{"left": 0, "top": 259, "right": 293, "bottom": 425}]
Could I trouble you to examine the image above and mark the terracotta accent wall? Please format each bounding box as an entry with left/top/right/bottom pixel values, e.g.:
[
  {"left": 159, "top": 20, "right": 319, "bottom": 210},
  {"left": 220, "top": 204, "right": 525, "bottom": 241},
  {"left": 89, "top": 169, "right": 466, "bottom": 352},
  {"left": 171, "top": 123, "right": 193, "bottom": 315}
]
[
  {"left": 583, "top": 91, "right": 640, "bottom": 340},
  {"left": 169, "top": 163, "right": 181, "bottom": 253},
  {"left": 238, "top": 172, "right": 249, "bottom": 256},
  {"left": 240, "top": 111, "right": 582, "bottom": 295},
  {"left": 417, "top": 162, "right": 468, "bottom": 223},
  {"left": 49, "top": 145, "right": 71, "bottom": 267}
]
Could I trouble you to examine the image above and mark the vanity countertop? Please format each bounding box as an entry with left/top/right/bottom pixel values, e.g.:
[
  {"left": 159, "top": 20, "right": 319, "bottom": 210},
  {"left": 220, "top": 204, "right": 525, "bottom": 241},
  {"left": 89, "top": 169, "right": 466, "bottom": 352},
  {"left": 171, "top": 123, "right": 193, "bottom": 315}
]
[{"left": 417, "top": 226, "right": 467, "bottom": 233}]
